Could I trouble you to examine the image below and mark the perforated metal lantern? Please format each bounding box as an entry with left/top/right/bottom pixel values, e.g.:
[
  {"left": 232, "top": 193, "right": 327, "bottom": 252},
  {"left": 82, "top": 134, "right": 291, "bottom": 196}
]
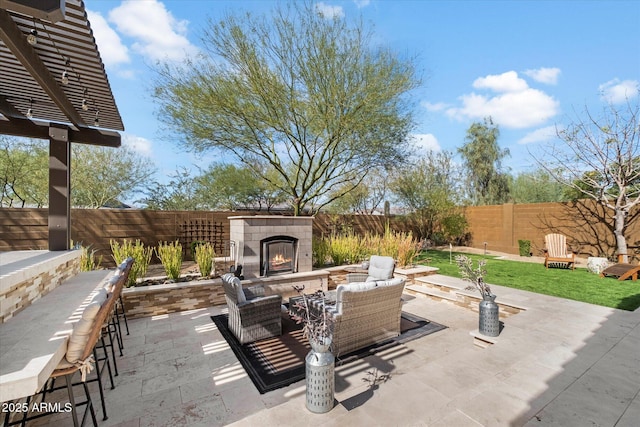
[
  {"left": 479, "top": 294, "right": 500, "bottom": 337},
  {"left": 305, "top": 339, "right": 335, "bottom": 413}
]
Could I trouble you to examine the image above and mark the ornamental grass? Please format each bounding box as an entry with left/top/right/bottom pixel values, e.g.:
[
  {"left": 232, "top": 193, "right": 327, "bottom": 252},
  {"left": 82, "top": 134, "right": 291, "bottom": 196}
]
[
  {"left": 156, "top": 240, "right": 183, "bottom": 280},
  {"left": 194, "top": 242, "right": 215, "bottom": 277},
  {"left": 110, "top": 239, "right": 153, "bottom": 287}
]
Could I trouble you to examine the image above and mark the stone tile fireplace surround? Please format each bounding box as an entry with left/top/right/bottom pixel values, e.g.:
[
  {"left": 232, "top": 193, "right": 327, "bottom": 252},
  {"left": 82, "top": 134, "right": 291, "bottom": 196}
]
[{"left": 228, "top": 216, "right": 313, "bottom": 279}]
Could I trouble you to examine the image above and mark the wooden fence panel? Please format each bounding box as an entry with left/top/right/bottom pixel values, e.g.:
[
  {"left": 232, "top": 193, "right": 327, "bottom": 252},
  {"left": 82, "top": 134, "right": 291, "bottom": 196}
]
[{"left": 1, "top": 202, "right": 637, "bottom": 266}]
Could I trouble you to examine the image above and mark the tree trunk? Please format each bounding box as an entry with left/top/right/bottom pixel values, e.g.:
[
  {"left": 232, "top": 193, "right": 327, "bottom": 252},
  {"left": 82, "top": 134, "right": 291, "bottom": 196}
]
[{"left": 614, "top": 208, "right": 628, "bottom": 263}]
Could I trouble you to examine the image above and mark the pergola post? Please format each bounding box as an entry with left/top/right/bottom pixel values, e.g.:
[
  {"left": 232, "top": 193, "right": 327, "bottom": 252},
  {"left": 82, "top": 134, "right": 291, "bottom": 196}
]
[{"left": 48, "top": 124, "right": 70, "bottom": 251}]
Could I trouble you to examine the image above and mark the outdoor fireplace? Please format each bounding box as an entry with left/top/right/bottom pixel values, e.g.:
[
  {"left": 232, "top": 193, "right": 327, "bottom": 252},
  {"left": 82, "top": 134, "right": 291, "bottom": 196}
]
[
  {"left": 261, "top": 236, "right": 298, "bottom": 276},
  {"left": 228, "top": 216, "right": 313, "bottom": 278}
]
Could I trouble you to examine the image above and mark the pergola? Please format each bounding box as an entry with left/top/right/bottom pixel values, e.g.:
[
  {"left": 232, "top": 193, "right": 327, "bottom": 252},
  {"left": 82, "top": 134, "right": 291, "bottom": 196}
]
[{"left": 0, "top": 0, "right": 124, "bottom": 250}]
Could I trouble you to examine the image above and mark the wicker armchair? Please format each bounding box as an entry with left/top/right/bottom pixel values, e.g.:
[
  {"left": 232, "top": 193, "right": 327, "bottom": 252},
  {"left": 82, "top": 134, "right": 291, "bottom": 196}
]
[
  {"left": 221, "top": 273, "right": 282, "bottom": 344},
  {"left": 327, "top": 277, "right": 406, "bottom": 357},
  {"left": 347, "top": 255, "right": 396, "bottom": 283}
]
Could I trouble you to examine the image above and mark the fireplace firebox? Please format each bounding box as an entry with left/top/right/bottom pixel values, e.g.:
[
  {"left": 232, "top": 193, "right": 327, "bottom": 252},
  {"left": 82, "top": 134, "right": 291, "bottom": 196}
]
[{"left": 261, "top": 236, "right": 298, "bottom": 276}]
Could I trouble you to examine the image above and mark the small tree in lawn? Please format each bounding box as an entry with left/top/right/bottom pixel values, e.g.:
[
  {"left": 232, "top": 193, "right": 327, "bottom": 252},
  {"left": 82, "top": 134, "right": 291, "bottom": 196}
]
[{"left": 535, "top": 100, "right": 639, "bottom": 262}]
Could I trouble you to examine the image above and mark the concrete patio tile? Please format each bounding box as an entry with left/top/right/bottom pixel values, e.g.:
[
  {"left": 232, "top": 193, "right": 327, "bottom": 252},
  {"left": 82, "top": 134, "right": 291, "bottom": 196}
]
[
  {"left": 615, "top": 393, "right": 640, "bottom": 427},
  {"left": 139, "top": 394, "right": 227, "bottom": 427},
  {"left": 178, "top": 376, "right": 218, "bottom": 403},
  {"left": 219, "top": 381, "right": 266, "bottom": 422},
  {"left": 142, "top": 341, "right": 203, "bottom": 366},
  {"left": 410, "top": 359, "right": 492, "bottom": 400},
  {"left": 430, "top": 409, "right": 484, "bottom": 427},
  {"left": 209, "top": 362, "right": 255, "bottom": 393},
  {"left": 23, "top": 281, "right": 639, "bottom": 427},
  {"left": 451, "top": 383, "right": 532, "bottom": 426},
  {"left": 103, "top": 420, "right": 141, "bottom": 427},
  {"left": 141, "top": 386, "right": 182, "bottom": 415}
]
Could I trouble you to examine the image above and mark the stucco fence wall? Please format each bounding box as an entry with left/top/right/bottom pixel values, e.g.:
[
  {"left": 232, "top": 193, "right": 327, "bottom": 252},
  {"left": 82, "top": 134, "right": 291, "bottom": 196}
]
[
  {"left": 1, "top": 202, "right": 638, "bottom": 264},
  {"left": 464, "top": 201, "right": 638, "bottom": 260}
]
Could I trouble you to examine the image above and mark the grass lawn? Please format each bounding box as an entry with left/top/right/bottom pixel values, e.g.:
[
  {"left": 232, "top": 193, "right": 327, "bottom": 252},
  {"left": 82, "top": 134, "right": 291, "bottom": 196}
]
[{"left": 415, "top": 250, "right": 640, "bottom": 311}]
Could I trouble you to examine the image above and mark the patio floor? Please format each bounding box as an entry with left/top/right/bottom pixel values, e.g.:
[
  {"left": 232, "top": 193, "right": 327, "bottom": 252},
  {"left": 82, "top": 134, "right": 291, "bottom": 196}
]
[{"left": 31, "top": 281, "right": 640, "bottom": 426}]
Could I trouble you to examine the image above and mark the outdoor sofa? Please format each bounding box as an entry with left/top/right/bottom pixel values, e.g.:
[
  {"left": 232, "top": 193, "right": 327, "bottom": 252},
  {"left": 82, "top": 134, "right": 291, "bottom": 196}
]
[{"left": 326, "top": 277, "right": 406, "bottom": 357}]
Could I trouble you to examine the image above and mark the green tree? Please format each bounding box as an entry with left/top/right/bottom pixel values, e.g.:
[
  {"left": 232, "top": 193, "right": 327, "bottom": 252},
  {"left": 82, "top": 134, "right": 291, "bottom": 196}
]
[
  {"left": 152, "top": 2, "right": 419, "bottom": 215},
  {"left": 140, "top": 168, "right": 203, "bottom": 210},
  {"left": 326, "top": 168, "right": 389, "bottom": 214},
  {"left": 391, "top": 151, "right": 467, "bottom": 242},
  {"left": 458, "top": 117, "right": 511, "bottom": 205},
  {"left": 0, "top": 137, "right": 48, "bottom": 207},
  {"left": 509, "top": 169, "right": 571, "bottom": 203},
  {"left": 195, "top": 163, "right": 287, "bottom": 211},
  {"left": 535, "top": 101, "right": 640, "bottom": 261},
  {"left": 71, "top": 144, "right": 156, "bottom": 208}
]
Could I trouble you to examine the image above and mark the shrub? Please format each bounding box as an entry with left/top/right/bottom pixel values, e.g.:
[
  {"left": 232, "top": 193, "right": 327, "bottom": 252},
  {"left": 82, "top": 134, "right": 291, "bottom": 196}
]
[
  {"left": 156, "top": 241, "right": 183, "bottom": 280},
  {"left": 518, "top": 239, "right": 532, "bottom": 257},
  {"left": 110, "top": 239, "right": 153, "bottom": 287},
  {"left": 194, "top": 242, "right": 215, "bottom": 277}
]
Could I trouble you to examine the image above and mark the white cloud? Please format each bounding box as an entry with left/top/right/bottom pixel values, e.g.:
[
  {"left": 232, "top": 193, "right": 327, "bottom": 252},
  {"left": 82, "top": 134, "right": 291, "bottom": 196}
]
[
  {"left": 411, "top": 133, "right": 441, "bottom": 152},
  {"left": 108, "top": 0, "right": 198, "bottom": 62},
  {"left": 87, "top": 10, "right": 130, "bottom": 68},
  {"left": 473, "top": 71, "right": 528, "bottom": 93},
  {"left": 446, "top": 71, "right": 560, "bottom": 129},
  {"left": 599, "top": 78, "right": 639, "bottom": 104},
  {"left": 354, "top": 0, "right": 371, "bottom": 7},
  {"left": 524, "top": 67, "right": 561, "bottom": 85},
  {"left": 422, "top": 101, "right": 448, "bottom": 112},
  {"left": 315, "top": 2, "right": 344, "bottom": 19},
  {"left": 122, "top": 134, "right": 153, "bottom": 157},
  {"left": 517, "top": 125, "right": 559, "bottom": 145}
]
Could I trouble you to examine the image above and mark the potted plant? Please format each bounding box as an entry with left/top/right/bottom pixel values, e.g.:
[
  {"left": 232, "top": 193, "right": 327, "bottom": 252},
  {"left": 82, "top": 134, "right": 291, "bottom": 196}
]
[
  {"left": 290, "top": 285, "right": 335, "bottom": 413},
  {"left": 455, "top": 255, "right": 500, "bottom": 337},
  {"left": 290, "top": 285, "right": 333, "bottom": 350}
]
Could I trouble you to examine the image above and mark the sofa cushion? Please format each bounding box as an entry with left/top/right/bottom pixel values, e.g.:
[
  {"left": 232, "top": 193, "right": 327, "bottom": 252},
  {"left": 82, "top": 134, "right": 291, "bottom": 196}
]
[
  {"left": 367, "top": 255, "right": 395, "bottom": 280},
  {"left": 375, "top": 278, "right": 405, "bottom": 287},
  {"left": 335, "top": 281, "right": 378, "bottom": 313}
]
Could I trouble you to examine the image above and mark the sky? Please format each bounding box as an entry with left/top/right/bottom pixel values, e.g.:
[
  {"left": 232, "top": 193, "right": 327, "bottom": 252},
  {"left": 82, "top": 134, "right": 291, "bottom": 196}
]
[{"left": 85, "top": 0, "right": 640, "bottom": 186}]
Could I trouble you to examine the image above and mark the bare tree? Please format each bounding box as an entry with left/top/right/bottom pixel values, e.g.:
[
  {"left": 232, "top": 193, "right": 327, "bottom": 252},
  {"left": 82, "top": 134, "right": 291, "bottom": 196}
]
[{"left": 535, "top": 100, "right": 640, "bottom": 262}]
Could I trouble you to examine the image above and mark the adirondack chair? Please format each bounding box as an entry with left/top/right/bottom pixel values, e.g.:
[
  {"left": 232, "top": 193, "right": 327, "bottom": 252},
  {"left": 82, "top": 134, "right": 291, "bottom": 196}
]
[{"left": 543, "top": 233, "right": 575, "bottom": 270}]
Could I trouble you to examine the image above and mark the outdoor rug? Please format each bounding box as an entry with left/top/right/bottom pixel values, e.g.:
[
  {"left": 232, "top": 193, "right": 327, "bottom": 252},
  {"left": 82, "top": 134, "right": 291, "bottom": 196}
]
[{"left": 211, "top": 310, "right": 446, "bottom": 394}]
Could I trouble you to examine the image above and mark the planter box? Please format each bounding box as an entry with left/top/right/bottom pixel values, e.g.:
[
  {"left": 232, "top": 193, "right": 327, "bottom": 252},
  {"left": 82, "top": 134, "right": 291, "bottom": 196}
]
[{"left": 121, "top": 270, "right": 331, "bottom": 319}]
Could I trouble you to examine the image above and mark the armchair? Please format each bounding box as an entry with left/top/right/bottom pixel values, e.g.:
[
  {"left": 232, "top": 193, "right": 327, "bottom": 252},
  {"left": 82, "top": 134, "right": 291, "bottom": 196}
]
[
  {"left": 347, "top": 255, "right": 396, "bottom": 283},
  {"left": 543, "top": 233, "right": 575, "bottom": 270},
  {"left": 221, "top": 273, "right": 282, "bottom": 344}
]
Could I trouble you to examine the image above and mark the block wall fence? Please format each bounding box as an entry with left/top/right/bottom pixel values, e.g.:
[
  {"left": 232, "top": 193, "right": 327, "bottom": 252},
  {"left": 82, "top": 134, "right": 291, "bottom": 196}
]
[{"left": 1, "top": 202, "right": 637, "bottom": 266}]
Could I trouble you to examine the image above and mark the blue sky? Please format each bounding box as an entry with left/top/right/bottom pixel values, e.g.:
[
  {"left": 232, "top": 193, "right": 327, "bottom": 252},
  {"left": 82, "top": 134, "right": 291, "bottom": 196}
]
[{"left": 86, "top": 0, "right": 640, "bottom": 184}]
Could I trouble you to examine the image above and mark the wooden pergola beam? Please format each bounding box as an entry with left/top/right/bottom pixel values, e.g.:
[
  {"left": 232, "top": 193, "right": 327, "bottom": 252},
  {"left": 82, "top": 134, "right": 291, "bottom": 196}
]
[{"left": 0, "top": 8, "right": 87, "bottom": 128}]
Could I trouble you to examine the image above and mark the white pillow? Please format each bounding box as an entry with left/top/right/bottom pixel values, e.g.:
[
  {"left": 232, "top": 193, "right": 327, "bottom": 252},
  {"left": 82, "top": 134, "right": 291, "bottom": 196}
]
[
  {"left": 65, "top": 302, "right": 101, "bottom": 363},
  {"left": 233, "top": 279, "right": 246, "bottom": 303}
]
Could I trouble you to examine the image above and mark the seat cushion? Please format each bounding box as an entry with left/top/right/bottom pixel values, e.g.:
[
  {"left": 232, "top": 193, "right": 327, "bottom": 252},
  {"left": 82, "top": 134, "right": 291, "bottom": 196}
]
[{"left": 65, "top": 301, "right": 101, "bottom": 363}]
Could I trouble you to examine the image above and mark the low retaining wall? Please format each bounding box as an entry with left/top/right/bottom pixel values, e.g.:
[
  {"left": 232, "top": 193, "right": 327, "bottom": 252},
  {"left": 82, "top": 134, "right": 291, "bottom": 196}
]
[
  {"left": 121, "top": 270, "right": 331, "bottom": 319},
  {"left": 120, "top": 265, "right": 438, "bottom": 319},
  {"left": 0, "top": 250, "right": 81, "bottom": 323}
]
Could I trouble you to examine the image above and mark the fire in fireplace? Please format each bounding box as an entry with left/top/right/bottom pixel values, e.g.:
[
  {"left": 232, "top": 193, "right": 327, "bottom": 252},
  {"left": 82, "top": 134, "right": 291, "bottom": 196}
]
[{"left": 261, "top": 236, "right": 298, "bottom": 276}]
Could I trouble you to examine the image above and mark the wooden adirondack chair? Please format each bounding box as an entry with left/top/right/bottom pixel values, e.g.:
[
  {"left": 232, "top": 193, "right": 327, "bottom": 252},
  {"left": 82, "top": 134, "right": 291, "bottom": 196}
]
[{"left": 543, "top": 233, "right": 575, "bottom": 270}]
